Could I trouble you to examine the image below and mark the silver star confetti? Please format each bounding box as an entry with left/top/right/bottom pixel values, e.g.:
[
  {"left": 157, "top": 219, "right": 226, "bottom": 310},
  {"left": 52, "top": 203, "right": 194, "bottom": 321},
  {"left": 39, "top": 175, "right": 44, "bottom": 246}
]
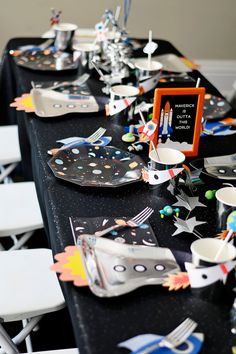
[
  {"left": 172, "top": 216, "right": 206, "bottom": 237},
  {"left": 172, "top": 190, "right": 206, "bottom": 212}
]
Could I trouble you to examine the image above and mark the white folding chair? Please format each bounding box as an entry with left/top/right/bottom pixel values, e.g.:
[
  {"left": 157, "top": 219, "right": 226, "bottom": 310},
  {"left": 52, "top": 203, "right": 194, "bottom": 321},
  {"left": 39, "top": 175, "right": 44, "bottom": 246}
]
[
  {"left": 0, "top": 125, "right": 21, "bottom": 183},
  {"left": 0, "top": 182, "right": 43, "bottom": 250},
  {"left": 0, "top": 248, "right": 66, "bottom": 354}
]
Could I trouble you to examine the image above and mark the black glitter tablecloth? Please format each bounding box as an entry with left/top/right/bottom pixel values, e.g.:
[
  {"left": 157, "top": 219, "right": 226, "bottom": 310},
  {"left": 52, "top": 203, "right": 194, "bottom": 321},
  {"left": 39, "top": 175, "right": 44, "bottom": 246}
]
[{"left": 1, "top": 37, "right": 236, "bottom": 354}]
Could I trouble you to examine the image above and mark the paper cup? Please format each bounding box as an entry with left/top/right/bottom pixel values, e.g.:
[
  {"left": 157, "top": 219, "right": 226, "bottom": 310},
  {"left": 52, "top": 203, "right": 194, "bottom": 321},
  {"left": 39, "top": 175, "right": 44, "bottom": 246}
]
[
  {"left": 109, "top": 85, "right": 140, "bottom": 125},
  {"left": 134, "top": 59, "right": 163, "bottom": 82},
  {"left": 149, "top": 147, "right": 185, "bottom": 171},
  {"left": 215, "top": 187, "right": 236, "bottom": 232},
  {"left": 190, "top": 238, "right": 236, "bottom": 303},
  {"left": 147, "top": 148, "right": 185, "bottom": 195},
  {"left": 54, "top": 23, "right": 78, "bottom": 51},
  {"left": 191, "top": 238, "right": 236, "bottom": 266}
]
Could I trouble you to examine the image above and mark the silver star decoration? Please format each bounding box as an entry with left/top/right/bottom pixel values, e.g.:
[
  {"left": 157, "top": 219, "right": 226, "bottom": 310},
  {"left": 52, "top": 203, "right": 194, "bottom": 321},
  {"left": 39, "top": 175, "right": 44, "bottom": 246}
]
[
  {"left": 172, "top": 216, "right": 206, "bottom": 236},
  {"left": 172, "top": 190, "right": 206, "bottom": 212}
]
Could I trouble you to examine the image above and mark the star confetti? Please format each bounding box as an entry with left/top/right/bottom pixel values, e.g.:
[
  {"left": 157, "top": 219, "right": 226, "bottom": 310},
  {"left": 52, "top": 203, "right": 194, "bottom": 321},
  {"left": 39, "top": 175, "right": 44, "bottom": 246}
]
[
  {"left": 50, "top": 245, "right": 88, "bottom": 286},
  {"left": 10, "top": 93, "right": 35, "bottom": 113},
  {"left": 172, "top": 190, "right": 206, "bottom": 212},
  {"left": 162, "top": 272, "right": 190, "bottom": 291},
  {"left": 172, "top": 216, "right": 206, "bottom": 237}
]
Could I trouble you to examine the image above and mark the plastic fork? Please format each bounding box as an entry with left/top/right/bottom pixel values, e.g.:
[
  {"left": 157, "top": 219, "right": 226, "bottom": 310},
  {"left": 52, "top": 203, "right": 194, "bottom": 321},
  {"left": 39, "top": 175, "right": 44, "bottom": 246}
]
[
  {"left": 84, "top": 127, "right": 106, "bottom": 143},
  {"left": 94, "top": 207, "right": 154, "bottom": 237},
  {"left": 138, "top": 318, "right": 198, "bottom": 354},
  {"left": 47, "top": 127, "right": 106, "bottom": 156},
  {"left": 60, "top": 127, "right": 106, "bottom": 148}
]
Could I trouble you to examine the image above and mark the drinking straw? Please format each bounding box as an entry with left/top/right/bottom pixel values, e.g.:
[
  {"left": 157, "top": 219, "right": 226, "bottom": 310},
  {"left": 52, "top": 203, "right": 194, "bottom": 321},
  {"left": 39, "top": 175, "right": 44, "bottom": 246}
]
[
  {"left": 148, "top": 30, "right": 152, "bottom": 69},
  {"left": 91, "top": 61, "right": 106, "bottom": 81},
  {"left": 115, "top": 5, "right": 121, "bottom": 22},
  {"left": 196, "top": 78, "right": 201, "bottom": 88},
  {"left": 214, "top": 230, "right": 234, "bottom": 261},
  {"left": 214, "top": 211, "right": 236, "bottom": 261},
  {"left": 138, "top": 109, "right": 160, "bottom": 161}
]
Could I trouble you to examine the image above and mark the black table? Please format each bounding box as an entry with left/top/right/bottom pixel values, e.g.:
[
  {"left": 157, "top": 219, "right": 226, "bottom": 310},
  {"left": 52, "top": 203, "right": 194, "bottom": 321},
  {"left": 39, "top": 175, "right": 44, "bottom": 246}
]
[{"left": 1, "top": 37, "right": 236, "bottom": 354}]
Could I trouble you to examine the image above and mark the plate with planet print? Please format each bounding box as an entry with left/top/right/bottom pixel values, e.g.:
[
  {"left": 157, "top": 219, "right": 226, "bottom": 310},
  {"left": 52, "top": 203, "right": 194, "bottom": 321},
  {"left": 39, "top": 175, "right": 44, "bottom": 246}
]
[
  {"left": 11, "top": 49, "right": 78, "bottom": 71},
  {"left": 48, "top": 145, "right": 144, "bottom": 187},
  {"left": 203, "top": 94, "right": 233, "bottom": 120},
  {"left": 69, "top": 216, "right": 158, "bottom": 247}
]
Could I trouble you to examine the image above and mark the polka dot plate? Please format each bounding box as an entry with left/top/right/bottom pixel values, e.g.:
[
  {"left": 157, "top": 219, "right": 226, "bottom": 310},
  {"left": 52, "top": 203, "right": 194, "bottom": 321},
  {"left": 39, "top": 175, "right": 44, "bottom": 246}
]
[{"left": 48, "top": 145, "right": 144, "bottom": 187}]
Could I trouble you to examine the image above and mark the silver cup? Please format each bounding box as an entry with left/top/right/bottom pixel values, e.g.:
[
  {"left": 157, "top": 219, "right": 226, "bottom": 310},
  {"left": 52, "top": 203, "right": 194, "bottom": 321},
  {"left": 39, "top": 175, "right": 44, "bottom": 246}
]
[
  {"left": 215, "top": 187, "right": 236, "bottom": 232},
  {"left": 54, "top": 23, "right": 78, "bottom": 51},
  {"left": 72, "top": 43, "right": 100, "bottom": 71}
]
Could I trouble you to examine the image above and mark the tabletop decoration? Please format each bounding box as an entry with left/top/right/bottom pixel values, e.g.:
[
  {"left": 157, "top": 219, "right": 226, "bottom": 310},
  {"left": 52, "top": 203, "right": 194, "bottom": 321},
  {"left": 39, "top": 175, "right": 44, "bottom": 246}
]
[
  {"left": 180, "top": 57, "right": 199, "bottom": 70},
  {"left": 31, "top": 88, "right": 101, "bottom": 117},
  {"left": 105, "top": 97, "right": 137, "bottom": 116},
  {"left": 162, "top": 271, "right": 190, "bottom": 291},
  {"left": 11, "top": 49, "right": 79, "bottom": 72},
  {"left": 159, "top": 73, "right": 196, "bottom": 86},
  {"left": 50, "top": 245, "right": 88, "bottom": 286},
  {"left": 138, "top": 73, "right": 162, "bottom": 95},
  {"left": 142, "top": 167, "right": 184, "bottom": 186},
  {"left": 185, "top": 260, "right": 236, "bottom": 289},
  {"left": 70, "top": 215, "right": 158, "bottom": 247},
  {"left": 159, "top": 205, "right": 180, "bottom": 219},
  {"left": 172, "top": 216, "right": 206, "bottom": 238},
  {"left": 47, "top": 136, "right": 112, "bottom": 156},
  {"left": 48, "top": 127, "right": 110, "bottom": 155},
  {"left": 151, "top": 87, "right": 205, "bottom": 157},
  {"left": 217, "top": 230, "right": 236, "bottom": 241},
  {"left": 10, "top": 93, "right": 35, "bottom": 113},
  {"left": 172, "top": 190, "right": 206, "bottom": 215},
  {"left": 50, "top": 8, "right": 62, "bottom": 27},
  {"left": 190, "top": 152, "right": 236, "bottom": 181},
  {"left": 202, "top": 117, "right": 236, "bottom": 136},
  {"left": 31, "top": 73, "right": 90, "bottom": 95},
  {"left": 118, "top": 333, "right": 204, "bottom": 354},
  {"left": 124, "top": 0, "right": 132, "bottom": 28},
  {"left": 203, "top": 94, "right": 233, "bottom": 120},
  {"left": 92, "top": 8, "right": 133, "bottom": 84},
  {"left": 79, "top": 235, "right": 180, "bottom": 297},
  {"left": 214, "top": 211, "right": 236, "bottom": 261},
  {"left": 48, "top": 145, "right": 144, "bottom": 187}
]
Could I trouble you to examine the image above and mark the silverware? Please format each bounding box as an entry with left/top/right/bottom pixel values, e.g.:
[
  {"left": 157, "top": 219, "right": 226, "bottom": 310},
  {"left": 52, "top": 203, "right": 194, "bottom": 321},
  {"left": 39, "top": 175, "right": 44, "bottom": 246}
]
[
  {"left": 139, "top": 318, "right": 197, "bottom": 354},
  {"left": 47, "top": 127, "right": 106, "bottom": 155},
  {"left": 94, "top": 207, "right": 154, "bottom": 237}
]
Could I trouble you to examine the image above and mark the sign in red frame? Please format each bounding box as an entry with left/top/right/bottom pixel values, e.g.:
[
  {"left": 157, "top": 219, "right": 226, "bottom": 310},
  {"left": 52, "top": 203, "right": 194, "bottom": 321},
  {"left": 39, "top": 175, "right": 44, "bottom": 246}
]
[{"left": 151, "top": 87, "right": 205, "bottom": 157}]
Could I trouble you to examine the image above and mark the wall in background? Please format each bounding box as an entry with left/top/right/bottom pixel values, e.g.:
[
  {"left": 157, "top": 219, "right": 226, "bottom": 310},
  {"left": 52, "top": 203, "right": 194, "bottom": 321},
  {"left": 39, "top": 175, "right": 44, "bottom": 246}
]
[{"left": 0, "top": 0, "right": 236, "bottom": 60}]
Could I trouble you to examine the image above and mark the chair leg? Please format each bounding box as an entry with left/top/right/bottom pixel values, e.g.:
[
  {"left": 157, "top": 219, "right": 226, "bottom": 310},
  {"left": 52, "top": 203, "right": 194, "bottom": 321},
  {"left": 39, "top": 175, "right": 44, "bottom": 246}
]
[
  {"left": 0, "top": 164, "right": 18, "bottom": 184},
  {"left": 12, "top": 315, "right": 43, "bottom": 347},
  {"left": 9, "top": 231, "right": 34, "bottom": 251},
  {"left": 0, "top": 323, "right": 19, "bottom": 354},
  {"left": 22, "top": 320, "right": 33, "bottom": 353}
]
